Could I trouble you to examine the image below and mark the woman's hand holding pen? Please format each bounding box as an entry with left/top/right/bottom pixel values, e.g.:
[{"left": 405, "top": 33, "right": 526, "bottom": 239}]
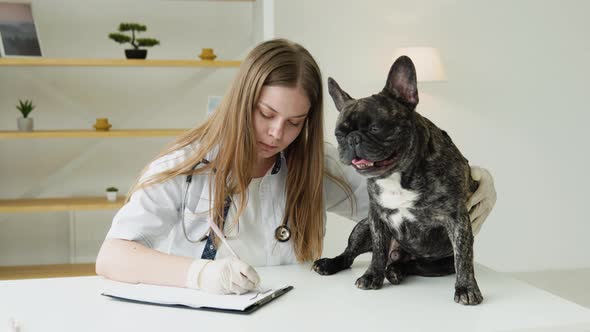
[
  {"left": 183, "top": 217, "right": 261, "bottom": 294},
  {"left": 186, "top": 257, "right": 261, "bottom": 295}
]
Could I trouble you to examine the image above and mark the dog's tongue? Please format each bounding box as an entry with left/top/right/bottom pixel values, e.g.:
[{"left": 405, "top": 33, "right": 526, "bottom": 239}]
[{"left": 352, "top": 158, "right": 371, "bottom": 165}]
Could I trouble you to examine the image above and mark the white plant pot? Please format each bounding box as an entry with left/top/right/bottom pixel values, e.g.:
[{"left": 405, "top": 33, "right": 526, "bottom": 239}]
[
  {"left": 106, "top": 192, "right": 118, "bottom": 202},
  {"left": 17, "top": 117, "right": 34, "bottom": 131}
]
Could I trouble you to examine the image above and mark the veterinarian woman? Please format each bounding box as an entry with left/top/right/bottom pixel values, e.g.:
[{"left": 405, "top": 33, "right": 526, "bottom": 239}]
[{"left": 96, "top": 39, "right": 496, "bottom": 295}]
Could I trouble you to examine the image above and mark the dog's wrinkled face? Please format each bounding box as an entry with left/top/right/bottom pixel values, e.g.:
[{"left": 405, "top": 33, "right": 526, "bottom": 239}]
[{"left": 329, "top": 56, "right": 420, "bottom": 177}]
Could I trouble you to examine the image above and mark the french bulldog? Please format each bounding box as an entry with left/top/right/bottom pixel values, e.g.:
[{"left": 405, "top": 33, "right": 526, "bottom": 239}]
[{"left": 313, "top": 56, "right": 483, "bottom": 305}]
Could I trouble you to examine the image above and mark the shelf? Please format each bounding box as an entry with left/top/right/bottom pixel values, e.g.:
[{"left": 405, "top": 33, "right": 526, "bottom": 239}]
[
  {"left": 0, "top": 129, "right": 188, "bottom": 139},
  {"left": 0, "top": 263, "right": 96, "bottom": 280},
  {"left": 0, "top": 58, "right": 241, "bottom": 67},
  {"left": 0, "top": 196, "right": 126, "bottom": 213}
]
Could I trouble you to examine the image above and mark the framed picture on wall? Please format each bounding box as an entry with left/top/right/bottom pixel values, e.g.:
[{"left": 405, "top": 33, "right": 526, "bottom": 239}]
[{"left": 0, "top": 2, "right": 42, "bottom": 57}]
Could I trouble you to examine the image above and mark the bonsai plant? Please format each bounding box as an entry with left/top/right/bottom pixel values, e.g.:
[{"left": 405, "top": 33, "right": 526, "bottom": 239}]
[
  {"left": 16, "top": 99, "right": 35, "bottom": 132},
  {"left": 108, "top": 22, "right": 160, "bottom": 59},
  {"left": 106, "top": 187, "right": 119, "bottom": 202}
]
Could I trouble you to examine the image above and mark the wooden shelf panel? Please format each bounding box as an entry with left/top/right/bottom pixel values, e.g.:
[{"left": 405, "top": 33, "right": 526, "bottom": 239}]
[
  {"left": 0, "top": 58, "right": 241, "bottom": 67},
  {"left": 0, "top": 129, "right": 188, "bottom": 139},
  {"left": 0, "top": 263, "right": 96, "bottom": 280},
  {"left": 0, "top": 196, "right": 125, "bottom": 212}
]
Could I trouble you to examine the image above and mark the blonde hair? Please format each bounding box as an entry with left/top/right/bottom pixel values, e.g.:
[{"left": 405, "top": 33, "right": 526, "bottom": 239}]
[{"left": 128, "top": 39, "right": 353, "bottom": 262}]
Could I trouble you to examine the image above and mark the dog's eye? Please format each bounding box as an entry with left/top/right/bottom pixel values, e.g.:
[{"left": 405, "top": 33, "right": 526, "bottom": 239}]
[{"left": 370, "top": 124, "right": 381, "bottom": 133}]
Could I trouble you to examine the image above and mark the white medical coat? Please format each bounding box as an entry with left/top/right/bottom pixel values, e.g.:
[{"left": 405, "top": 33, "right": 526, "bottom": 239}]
[{"left": 106, "top": 143, "right": 369, "bottom": 266}]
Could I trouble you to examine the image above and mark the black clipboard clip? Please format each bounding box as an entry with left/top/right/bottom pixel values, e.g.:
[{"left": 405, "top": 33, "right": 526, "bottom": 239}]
[
  {"left": 200, "top": 285, "right": 294, "bottom": 315},
  {"left": 243, "top": 285, "right": 293, "bottom": 314}
]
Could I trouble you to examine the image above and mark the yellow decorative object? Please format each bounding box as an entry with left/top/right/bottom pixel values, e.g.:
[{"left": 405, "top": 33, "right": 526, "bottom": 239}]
[
  {"left": 198, "top": 48, "right": 217, "bottom": 61},
  {"left": 93, "top": 118, "right": 112, "bottom": 131}
]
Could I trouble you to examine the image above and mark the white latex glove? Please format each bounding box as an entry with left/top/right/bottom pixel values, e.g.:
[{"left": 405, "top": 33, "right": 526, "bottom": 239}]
[
  {"left": 467, "top": 166, "right": 497, "bottom": 236},
  {"left": 186, "top": 257, "right": 260, "bottom": 295}
]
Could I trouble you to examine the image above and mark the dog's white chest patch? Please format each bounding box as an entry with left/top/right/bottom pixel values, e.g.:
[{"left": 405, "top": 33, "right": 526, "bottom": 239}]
[{"left": 375, "top": 173, "right": 419, "bottom": 230}]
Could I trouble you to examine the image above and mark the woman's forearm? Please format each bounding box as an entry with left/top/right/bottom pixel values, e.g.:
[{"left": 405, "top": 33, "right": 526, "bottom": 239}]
[{"left": 95, "top": 238, "right": 193, "bottom": 288}]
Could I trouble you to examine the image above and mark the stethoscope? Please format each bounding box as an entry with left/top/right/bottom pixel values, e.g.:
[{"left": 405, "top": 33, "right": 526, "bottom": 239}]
[{"left": 180, "top": 158, "right": 292, "bottom": 244}]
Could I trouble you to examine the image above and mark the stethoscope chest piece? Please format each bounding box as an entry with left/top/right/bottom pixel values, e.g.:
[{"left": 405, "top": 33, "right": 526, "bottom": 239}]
[{"left": 275, "top": 225, "right": 291, "bottom": 242}]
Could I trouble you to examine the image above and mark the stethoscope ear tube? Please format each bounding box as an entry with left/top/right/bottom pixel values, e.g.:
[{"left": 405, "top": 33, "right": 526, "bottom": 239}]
[{"left": 180, "top": 161, "right": 206, "bottom": 244}]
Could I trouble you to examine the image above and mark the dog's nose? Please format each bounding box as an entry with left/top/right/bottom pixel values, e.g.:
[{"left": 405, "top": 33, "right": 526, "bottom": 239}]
[{"left": 347, "top": 132, "right": 361, "bottom": 147}]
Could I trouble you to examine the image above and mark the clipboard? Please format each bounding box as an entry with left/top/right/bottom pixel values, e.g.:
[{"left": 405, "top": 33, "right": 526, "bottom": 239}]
[{"left": 101, "top": 279, "right": 293, "bottom": 314}]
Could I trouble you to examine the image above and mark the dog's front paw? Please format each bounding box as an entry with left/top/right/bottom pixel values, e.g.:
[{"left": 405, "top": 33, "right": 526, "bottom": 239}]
[
  {"left": 385, "top": 264, "right": 404, "bottom": 285},
  {"left": 355, "top": 273, "right": 384, "bottom": 290},
  {"left": 454, "top": 285, "right": 483, "bottom": 305},
  {"left": 312, "top": 256, "right": 349, "bottom": 275}
]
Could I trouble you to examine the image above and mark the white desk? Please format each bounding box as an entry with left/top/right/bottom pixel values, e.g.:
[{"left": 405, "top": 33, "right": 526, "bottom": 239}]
[{"left": 1, "top": 262, "right": 589, "bottom": 332}]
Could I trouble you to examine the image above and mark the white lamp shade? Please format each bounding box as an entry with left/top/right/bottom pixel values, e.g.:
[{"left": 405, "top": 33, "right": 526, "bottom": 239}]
[{"left": 392, "top": 47, "right": 447, "bottom": 82}]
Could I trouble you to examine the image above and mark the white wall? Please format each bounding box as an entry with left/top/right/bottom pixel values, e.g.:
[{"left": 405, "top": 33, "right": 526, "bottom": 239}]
[
  {"left": 275, "top": 0, "right": 590, "bottom": 272},
  {"left": 0, "top": 0, "right": 255, "bottom": 265}
]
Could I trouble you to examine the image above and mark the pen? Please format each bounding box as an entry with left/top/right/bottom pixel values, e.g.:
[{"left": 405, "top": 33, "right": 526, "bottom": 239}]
[
  {"left": 206, "top": 217, "right": 239, "bottom": 259},
  {"left": 206, "top": 217, "right": 263, "bottom": 292}
]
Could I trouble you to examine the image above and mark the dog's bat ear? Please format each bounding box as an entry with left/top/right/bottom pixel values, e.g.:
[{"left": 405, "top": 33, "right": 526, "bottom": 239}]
[
  {"left": 384, "top": 56, "right": 419, "bottom": 108},
  {"left": 328, "top": 77, "right": 353, "bottom": 112}
]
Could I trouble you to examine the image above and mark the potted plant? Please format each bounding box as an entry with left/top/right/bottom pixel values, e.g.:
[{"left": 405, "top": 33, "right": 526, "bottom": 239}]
[
  {"left": 16, "top": 99, "right": 35, "bottom": 131},
  {"left": 106, "top": 187, "right": 119, "bottom": 202},
  {"left": 108, "top": 22, "right": 160, "bottom": 59}
]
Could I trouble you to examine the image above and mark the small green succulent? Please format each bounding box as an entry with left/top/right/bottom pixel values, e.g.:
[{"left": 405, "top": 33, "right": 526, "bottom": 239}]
[
  {"left": 106, "top": 187, "right": 119, "bottom": 192},
  {"left": 16, "top": 99, "right": 35, "bottom": 118}
]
